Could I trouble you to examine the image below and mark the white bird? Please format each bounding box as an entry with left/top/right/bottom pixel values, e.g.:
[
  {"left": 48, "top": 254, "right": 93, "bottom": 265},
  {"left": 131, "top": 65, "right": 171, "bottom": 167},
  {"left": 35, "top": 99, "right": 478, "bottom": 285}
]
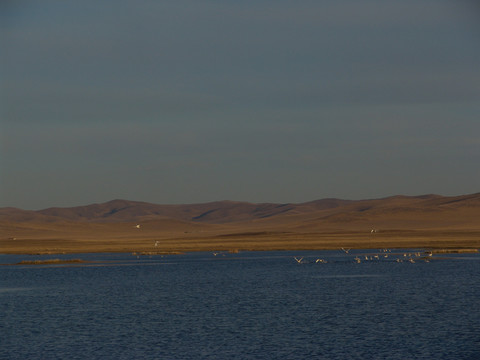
[
  {"left": 294, "top": 257, "right": 304, "bottom": 264},
  {"left": 341, "top": 247, "right": 351, "bottom": 254},
  {"left": 135, "top": 224, "right": 141, "bottom": 229},
  {"left": 354, "top": 257, "right": 361, "bottom": 263},
  {"left": 316, "top": 258, "right": 327, "bottom": 264},
  {"left": 154, "top": 241, "right": 159, "bottom": 247}
]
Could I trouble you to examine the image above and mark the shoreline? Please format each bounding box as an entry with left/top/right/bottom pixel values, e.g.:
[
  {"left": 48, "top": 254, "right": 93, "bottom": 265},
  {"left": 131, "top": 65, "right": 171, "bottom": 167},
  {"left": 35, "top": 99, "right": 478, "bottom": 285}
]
[
  {"left": 1, "top": 248, "right": 477, "bottom": 267},
  {"left": 1, "top": 245, "right": 478, "bottom": 256}
]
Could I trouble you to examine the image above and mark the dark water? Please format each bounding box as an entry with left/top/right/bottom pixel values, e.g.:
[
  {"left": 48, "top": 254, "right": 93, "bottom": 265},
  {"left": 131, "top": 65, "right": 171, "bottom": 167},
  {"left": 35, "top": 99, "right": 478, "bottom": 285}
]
[{"left": 1, "top": 250, "right": 479, "bottom": 359}]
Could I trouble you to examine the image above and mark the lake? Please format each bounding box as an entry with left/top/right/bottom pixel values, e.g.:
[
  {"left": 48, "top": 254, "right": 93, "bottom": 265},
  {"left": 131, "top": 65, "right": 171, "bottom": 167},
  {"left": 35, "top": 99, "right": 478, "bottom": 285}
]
[{"left": 1, "top": 250, "right": 479, "bottom": 359}]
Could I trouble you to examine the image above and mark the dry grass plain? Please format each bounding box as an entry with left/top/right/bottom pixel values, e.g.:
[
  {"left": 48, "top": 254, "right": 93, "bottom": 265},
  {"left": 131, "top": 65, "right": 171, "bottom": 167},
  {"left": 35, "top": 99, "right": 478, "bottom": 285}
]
[
  {"left": 1, "top": 194, "right": 479, "bottom": 254},
  {"left": 1, "top": 219, "right": 479, "bottom": 255}
]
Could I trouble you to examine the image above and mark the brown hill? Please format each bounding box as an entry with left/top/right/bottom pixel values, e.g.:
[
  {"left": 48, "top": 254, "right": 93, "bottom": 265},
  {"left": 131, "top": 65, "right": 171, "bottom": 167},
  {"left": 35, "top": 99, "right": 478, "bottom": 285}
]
[
  {"left": 0, "top": 207, "right": 60, "bottom": 223},
  {"left": 0, "top": 193, "right": 479, "bottom": 226},
  {"left": 1, "top": 193, "right": 479, "bottom": 254},
  {"left": 29, "top": 198, "right": 351, "bottom": 223},
  {"left": 279, "top": 193, "right": 480, "bottom": 232}
]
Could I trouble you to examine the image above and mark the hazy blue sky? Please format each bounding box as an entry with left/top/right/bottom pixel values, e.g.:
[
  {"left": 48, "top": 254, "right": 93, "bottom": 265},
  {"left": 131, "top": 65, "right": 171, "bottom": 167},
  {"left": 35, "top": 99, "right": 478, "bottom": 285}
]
[{"left": 1, "top": 0, "right": 479, "bottom": 209}]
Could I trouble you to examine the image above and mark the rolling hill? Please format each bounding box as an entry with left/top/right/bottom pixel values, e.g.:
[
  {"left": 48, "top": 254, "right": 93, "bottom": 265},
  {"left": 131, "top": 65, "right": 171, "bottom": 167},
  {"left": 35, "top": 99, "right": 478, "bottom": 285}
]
[
  {"left": 1, "top": 193, "right": 479, "bottom": 226},
  {"left": 1, "top": 193, "right": 479, "bottom": 254}
]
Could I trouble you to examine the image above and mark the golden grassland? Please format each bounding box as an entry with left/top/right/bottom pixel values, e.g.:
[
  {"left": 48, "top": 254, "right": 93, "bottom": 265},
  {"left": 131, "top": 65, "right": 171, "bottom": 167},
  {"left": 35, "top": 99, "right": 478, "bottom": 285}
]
[
  {"left": 1, "top": 220, "right": 479, "bottom": 255},
  {"left": 2, "top": 194, "right": 480, "bottom": 254}
]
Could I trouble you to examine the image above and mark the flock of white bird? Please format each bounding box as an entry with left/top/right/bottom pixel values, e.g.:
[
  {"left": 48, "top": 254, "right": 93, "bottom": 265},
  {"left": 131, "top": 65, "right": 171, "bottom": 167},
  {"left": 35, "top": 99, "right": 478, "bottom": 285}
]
[
  {"left": 294, "top": 248, "right": 433, "bottom": 264},
  {"left": 135, "top": 223, "right": 433, "bottom": 265}
]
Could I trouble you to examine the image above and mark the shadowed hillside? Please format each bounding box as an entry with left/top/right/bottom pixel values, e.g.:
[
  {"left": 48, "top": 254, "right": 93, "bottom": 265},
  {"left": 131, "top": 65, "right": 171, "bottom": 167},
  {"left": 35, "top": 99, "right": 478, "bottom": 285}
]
[
  {"left": 1, "top": 193, "right": 479, "bottom": 254},
  {"left": 2, "top": 198, "right": 352, "bottom": 223},
  {"left": 0, "top": 193, "right": 479, "bottom": 226}
]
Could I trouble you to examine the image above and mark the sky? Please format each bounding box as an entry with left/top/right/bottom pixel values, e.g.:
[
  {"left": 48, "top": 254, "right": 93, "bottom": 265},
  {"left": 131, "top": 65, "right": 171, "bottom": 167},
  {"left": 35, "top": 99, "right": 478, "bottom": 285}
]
[{"left": 1, "top": 0, "right": 479, "bottom": 210}]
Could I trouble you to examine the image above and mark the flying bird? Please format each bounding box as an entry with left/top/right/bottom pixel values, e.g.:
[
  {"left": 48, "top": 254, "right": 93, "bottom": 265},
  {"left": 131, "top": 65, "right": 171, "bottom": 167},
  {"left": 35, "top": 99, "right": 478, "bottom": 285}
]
[{"left": 294, "top": 257, "right": 304, "bottom": 264}]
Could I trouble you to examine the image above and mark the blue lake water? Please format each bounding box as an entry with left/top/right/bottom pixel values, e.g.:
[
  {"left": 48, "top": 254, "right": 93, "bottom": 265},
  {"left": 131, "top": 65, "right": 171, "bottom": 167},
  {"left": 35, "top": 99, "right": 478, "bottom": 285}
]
[{"left": 1, "top": 250, "right": 479, "bottom": 359}]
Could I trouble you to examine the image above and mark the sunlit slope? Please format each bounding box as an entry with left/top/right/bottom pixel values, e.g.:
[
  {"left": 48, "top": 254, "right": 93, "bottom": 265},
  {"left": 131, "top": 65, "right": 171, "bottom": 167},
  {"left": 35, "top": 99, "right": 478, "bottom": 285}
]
[{"left": 1, "top": 193, "right": 479, "bottom": 253}]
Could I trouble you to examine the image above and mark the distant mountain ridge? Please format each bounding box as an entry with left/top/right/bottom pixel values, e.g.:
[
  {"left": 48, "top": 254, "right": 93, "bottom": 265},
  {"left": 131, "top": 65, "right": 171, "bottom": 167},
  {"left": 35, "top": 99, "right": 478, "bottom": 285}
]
[
  {"left": 34, "top": 198, "right": 352, "bottom": 223},
  {"left": 1, "top": 193, "right": 479, "bottom": 225}
]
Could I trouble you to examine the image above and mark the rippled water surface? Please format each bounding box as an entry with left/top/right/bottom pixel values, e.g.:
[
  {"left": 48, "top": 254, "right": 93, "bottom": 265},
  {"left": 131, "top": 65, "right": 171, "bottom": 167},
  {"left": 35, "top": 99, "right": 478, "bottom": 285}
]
[{"left": 1, "top": 250, "right": 479, "bottom": 359}]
